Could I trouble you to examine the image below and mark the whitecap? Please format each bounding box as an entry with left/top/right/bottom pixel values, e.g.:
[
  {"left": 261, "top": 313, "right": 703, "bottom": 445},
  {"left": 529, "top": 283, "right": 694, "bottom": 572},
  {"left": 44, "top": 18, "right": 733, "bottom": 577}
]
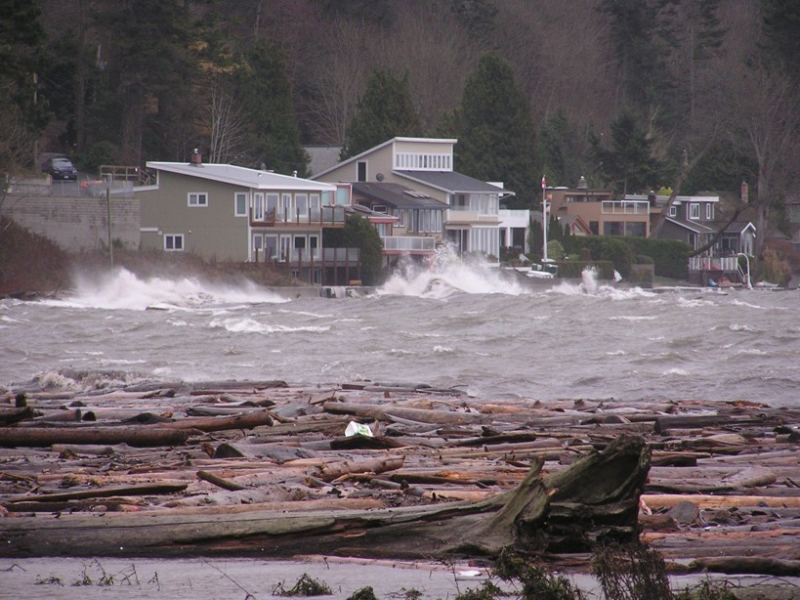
[
  {"left": 209, "top": 317, "right": 330, "bottom": 334},
  {"left": 433, "top": 345, "right": 454, "bottom": 353}
]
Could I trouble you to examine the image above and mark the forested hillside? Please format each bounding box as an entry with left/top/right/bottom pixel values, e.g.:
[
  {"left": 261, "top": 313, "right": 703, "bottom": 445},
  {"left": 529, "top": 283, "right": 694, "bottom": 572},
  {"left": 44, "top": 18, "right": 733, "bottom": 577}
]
[{"left": 2, "top": 0, "right": 798, "bottom": 239}]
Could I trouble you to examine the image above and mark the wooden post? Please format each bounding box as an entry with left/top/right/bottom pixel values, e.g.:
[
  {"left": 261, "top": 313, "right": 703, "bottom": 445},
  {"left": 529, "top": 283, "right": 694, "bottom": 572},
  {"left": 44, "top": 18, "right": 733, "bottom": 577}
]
[{"left": 345, "top": 247, "right": 350, "bottom": 284}]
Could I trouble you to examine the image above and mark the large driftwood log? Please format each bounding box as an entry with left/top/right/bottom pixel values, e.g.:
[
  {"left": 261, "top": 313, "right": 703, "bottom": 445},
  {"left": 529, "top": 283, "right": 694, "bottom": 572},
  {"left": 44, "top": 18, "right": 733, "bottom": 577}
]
[
  {"left": 0, "top": 426, "right": 191, "bottom": 447},
  {"left": 0, "top": 435, "right": 649, "bottom": 558}
]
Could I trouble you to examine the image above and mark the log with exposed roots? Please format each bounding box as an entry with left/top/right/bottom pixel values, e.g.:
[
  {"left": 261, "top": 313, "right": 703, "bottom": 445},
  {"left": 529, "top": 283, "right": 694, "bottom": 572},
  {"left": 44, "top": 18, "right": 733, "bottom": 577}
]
[{"left": 0, "top": 435, "right": 650, "bottom": 558}]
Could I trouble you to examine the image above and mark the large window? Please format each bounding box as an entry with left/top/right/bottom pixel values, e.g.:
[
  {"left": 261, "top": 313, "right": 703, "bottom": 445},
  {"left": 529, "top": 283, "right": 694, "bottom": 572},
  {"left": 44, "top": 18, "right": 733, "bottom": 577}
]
[
  {"left": 281, "top": 193, "right": 292, "bottom": 221},
  {"left": 254, "top": 193, "right": 264, "bottom": 220},
  {"left": 188, "top": 192, "right": 207, "bottom": 207},
  {"left": 234, "top": 192, "right": 247, "bottom": 216},
  {"left": 265, "top": 235, "right": 278, "bottom": 260},
  {"left": 266, "top": 193, "right": 278, "bottom": 219},
  {"left": 164, "top": 233, "right": 184, "bottom": 251},
  {"left": 689, "top": 203, "right": 700, "bottom": 219},
  {"left": 706, "top": 203, "right": 714, "bottom": 220},
  {"left": 295, "top": 193, "right": 308, "bottom": 219}
]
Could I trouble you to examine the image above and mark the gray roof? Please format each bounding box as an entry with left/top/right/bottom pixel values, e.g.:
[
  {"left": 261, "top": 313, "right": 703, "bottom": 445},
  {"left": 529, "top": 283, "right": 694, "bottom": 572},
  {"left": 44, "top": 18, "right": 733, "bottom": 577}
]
[
  {"left": 665, "top": 217, "right": 717, "bottom": 234},
  {"left": 147, "top": 162, "right": 336, "bottom": 192},
  {"left": 395, "top": 170, "right": 503, "bottom": 194},
  {"left": 304, "top": 145, "right": 343, "bottom": 177},
  {"left": 722, "top": 221, "right": 756, "bottom": 234},
  {"left": 352, "top": 182, "right": 446, "bottom": 209}
]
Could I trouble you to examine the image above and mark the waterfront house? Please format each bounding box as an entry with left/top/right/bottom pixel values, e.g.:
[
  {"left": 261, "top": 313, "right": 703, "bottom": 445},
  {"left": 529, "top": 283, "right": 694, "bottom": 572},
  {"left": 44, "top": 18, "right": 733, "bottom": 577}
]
[
  {"left": 136, "top": 153, "right": 357, "bottom": 284},
  {"left": 351, "top": 182, "right": 446, "bottom": 265},
  {"left": 313, "top": 137, "right": 504, "bottom": 261},
  {"left": 548, "top": 181, "right": 649, "bottom": 238}
]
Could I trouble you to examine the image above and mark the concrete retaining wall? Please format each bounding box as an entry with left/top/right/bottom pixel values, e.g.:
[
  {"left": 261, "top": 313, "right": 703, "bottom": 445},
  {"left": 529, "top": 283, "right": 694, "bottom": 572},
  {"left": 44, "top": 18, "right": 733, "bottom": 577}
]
[{"left": 1, "top": 193, "right": 140, "bottom": 252}]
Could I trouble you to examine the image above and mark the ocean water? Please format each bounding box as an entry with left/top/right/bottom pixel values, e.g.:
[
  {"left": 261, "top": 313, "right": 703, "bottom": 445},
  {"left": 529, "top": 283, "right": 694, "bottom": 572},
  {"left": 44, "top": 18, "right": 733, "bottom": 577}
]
[{"left": 1, "top": 258, "right": 798, "bottom": 405}]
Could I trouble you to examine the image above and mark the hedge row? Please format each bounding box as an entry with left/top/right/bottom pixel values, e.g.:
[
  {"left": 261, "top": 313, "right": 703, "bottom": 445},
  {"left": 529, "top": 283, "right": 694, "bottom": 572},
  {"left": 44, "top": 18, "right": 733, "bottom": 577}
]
[{"left": 565, "top": 236, "right": 689, "bottom": 280}]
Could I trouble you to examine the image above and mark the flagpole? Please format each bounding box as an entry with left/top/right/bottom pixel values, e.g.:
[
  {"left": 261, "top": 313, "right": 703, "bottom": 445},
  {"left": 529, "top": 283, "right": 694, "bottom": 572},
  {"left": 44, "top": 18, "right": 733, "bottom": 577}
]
[{"left": 541, "top": 175, "right": 548, "bottom": 263}]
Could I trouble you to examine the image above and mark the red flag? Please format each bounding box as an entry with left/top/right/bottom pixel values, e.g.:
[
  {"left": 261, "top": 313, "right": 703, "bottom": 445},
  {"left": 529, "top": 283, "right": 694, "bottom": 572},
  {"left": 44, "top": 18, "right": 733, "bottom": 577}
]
[{"left": 541, "top": 176, "right": 546, "bottom": 189}]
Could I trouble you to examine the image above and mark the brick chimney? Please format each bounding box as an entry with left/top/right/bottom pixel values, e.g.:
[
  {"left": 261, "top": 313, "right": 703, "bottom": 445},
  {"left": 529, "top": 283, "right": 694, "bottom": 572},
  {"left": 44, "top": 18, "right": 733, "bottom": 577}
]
[
  {"left": 190, "top": 148, "right": 202, "bottom": 166},
  {"left": 740, "top": 180, "right": 749, "bottom": 204}
]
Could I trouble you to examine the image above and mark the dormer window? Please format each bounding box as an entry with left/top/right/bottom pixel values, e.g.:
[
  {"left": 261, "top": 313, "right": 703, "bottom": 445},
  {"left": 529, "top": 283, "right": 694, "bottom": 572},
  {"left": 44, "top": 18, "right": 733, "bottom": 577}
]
[{"left": 689, "top": 203, "right": 700, "bottom": 220}]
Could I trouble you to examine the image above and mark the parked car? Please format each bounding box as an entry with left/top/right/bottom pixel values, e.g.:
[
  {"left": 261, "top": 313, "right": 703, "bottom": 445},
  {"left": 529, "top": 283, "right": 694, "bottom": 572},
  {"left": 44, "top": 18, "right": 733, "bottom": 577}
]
[{"left": 43, "top": 157, "right": 78, "bottom": 181}]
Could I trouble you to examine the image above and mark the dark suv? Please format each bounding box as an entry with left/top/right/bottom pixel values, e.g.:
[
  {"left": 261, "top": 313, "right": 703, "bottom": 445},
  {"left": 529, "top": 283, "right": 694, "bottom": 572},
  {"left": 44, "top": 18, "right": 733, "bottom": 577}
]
[{"left": 43, "top": 157, "right": 78, "bottom": 180}]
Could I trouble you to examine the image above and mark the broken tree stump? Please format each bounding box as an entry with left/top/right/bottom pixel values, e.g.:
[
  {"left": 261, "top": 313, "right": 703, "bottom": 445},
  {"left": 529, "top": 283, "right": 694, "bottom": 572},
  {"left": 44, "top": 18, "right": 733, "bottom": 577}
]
[{"left": 0, "top": 435, "right": 649, "bottom": 558}]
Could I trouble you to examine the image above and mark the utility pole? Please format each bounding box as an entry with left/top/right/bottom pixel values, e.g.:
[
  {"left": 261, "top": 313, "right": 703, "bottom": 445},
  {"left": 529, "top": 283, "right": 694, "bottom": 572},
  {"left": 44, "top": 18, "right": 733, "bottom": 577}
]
[
  {"left": 106, "top": 175, "right": 114, "bottom": 267},
  {"left": 541, "top": 175, "right": 548, "bottom": 263}
]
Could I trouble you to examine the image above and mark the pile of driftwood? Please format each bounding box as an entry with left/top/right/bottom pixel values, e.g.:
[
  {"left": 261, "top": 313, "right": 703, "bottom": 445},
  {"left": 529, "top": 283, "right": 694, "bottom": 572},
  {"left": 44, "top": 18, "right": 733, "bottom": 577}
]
[{"left": 1, "top": 377, "right": 799, "bottom": 576}]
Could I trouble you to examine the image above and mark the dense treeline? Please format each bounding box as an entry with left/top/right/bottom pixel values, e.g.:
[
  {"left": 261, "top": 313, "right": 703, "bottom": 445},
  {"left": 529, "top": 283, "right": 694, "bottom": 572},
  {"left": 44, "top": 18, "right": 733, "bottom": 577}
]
[{"left": 1, "top": 0, "right": 798, "bottom": 248}]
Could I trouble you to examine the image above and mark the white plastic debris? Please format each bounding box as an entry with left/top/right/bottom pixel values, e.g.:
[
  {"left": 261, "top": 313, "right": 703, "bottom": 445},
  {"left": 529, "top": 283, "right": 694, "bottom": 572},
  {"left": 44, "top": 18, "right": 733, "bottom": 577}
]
[{"left": 344, "top": 421, "right": 373, "bottom": 437}]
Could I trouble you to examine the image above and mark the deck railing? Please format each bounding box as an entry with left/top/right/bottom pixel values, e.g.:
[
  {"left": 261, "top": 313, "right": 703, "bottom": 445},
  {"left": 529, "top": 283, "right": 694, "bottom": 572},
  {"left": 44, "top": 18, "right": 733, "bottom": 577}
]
[
  {"left": 252, "top": 206, "right": 346, "bottom": 226},
  {"left": 688, "top": 256, "right": 739, "bottom": 272},
  {"left": 381, "top": 236, "right": 436, "bottom": 252}
]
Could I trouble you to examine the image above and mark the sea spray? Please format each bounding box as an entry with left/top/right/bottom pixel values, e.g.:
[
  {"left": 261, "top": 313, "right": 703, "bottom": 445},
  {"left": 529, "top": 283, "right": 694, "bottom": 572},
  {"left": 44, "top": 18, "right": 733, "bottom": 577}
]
[
  {"left": 50, "top": 267, "right": 289, "bottom": 310},
  {"left": 378, "top": 246, "right": 527, "bottom": 298}
]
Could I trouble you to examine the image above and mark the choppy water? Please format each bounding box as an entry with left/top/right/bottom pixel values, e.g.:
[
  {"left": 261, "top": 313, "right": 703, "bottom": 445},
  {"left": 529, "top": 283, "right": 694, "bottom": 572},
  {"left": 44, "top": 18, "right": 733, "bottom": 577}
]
[{"left": 1, "top": 259, "right": 798, "bottom": 405}]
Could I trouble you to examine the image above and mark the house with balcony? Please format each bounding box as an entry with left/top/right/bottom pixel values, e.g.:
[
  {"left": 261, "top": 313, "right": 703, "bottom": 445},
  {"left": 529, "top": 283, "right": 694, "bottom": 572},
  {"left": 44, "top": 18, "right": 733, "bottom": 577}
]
[
  {"left": 313, "top": 137, "right": 503, "bottom": 261},
  {"left": 547, "top": 182, "right": 650, "bottom": 238},
  {"left": 136, "top": 155, "right": 358, "bottom": 284},
  {"left": 351, "top": 182, "right": 445, "bottom": 265},
  {"left": 628, "top": 193, "right": 755, "bottom": 284}
]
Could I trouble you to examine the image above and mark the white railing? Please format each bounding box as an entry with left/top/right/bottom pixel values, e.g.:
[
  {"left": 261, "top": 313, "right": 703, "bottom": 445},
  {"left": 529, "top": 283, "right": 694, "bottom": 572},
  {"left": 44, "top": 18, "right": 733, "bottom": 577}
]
[
  {"left": 689, "top": 256, "right": 739, "bottom": 272},
  {"left": 382, "top": 236, "right": 436, "bottom": 252},
  {"left": 601, "top": 200, "right": 649, "bottom": 215}
]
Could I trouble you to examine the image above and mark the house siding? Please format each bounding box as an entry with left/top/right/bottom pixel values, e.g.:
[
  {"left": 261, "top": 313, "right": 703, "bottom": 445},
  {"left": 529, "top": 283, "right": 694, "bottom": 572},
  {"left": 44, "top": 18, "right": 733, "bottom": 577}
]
[{"left": 138, "top": 171, "right": 249, "bottom": 261}]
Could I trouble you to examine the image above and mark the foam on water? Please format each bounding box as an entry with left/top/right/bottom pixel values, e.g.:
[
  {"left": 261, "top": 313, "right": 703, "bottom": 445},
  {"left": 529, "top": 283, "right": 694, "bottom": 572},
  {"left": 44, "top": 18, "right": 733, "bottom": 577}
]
[
  {"left": 378, "top": 247, "right": 526, "bottom": 298},
  {"left": 208, "top": 316, "right": 330, "bottom": 334},
  {"left": 47, "top": 268, "right": 289, "bottom": 311},
  {"left": 550, "top": 267, "right": 655, "bottom": 300}
]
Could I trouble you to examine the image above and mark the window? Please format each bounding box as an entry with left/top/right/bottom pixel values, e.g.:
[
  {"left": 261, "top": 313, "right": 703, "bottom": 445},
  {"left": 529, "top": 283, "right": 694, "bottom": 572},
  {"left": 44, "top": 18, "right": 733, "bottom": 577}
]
[
  {"left": 252, "top": 234, "right": 263, "bottom": 252},
  {"left": 357, "top": 161, "right": 367, "bottom": 182},
  {"left": 295, "top": 193, "right": 308, "bottom": 219},
  {"left": 188, "top": 192, "right": 207, "bottom": 207},
  {"left": 689, "top": 203, "right": 700, "bottom": 219},
  {"left": 266, "top": 193, "right": 278, "bottom": 219},
  {"left": 265, "top": 235, "right": 278, "bottom": 260},
  {"left": 235, "top": 192, "right": 247, "bottom": 216},
  {"left": 279, "top": 235, "right": 291, "bottom": 261},
  {"left": 294, "top": 235, "right": 307, "bottom": 260},
  {"left": 322, "top": 191, "right": 333, "bottom": 206},
  {"left": 254, "top": 193, "right": 264, "bottom": 220},
  {"left": 164, "top": 234, "right": 184, "bottom": 251},
  {"left": 335, "top": 185, "right": 350, "bottom": 206},
  {"left": 281, "top": 193, "right": 292, "bottom": 221},
  {"left": 706, "top": 203, "right": 714, "bottom": 220},
  {"left": 309, "top": 234, "right": 320, "bottom": 259},
  {"left": 669, "top": 204, "right": 677, "bottom": 217},
  {"left": 309, "top": 193, "right": 321, "bottom": 219}
]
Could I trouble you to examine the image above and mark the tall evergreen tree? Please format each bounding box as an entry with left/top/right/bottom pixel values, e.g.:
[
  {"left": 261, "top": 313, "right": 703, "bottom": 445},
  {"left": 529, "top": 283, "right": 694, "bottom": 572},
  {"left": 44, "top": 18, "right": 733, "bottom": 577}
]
[
  {"left": 457, "top": 54, "right": 536, "bottom": 208},
  {"left": 340, "top": 69, "right": 419, "bottom": 160},
  {"left": 762, "top": 0, "right": 800, "bottom": 82},
  {"left": 237, "top": 42, "right": 308, "bottom": 176},
  {"left": 537, "top": 111, "right": 584, "bottom": 188},
  {"left": 591, "top": 111, "right": 663, "bottom": 194},
  {"left": 681, "top": 0, "right": 726, "bottom": 126},
  {"left": 99, "top": 0, "right": 196, "bottom": 164},
  {"left": 598, "top": 0, "right": 679, "bottom": 119}
]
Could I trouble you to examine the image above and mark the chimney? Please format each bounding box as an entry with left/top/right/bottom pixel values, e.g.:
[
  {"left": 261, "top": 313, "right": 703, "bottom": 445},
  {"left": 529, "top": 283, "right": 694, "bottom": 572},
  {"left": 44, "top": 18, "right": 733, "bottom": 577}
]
[
  {"left": 577, "top": 175, "right": 588, "bottom": 190},
  {"left": 190, "top": 148, "right": 202, "bottom": 166},
  {"left": 741, "top": 180, "right": 749, "bottom": 204}
]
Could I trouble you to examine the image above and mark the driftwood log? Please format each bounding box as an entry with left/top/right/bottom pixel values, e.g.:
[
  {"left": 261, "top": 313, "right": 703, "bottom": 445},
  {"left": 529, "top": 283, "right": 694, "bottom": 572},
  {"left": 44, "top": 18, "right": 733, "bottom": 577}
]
[{"left": 0, "top": 435, "right": 649, "bottom": 558}]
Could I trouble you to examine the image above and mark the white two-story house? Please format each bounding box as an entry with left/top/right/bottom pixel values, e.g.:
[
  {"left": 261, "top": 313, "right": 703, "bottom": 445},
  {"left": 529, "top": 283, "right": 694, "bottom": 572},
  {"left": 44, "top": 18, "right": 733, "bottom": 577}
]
[{"left": 313, "top": 137, "right": 503, "bottom": 261}]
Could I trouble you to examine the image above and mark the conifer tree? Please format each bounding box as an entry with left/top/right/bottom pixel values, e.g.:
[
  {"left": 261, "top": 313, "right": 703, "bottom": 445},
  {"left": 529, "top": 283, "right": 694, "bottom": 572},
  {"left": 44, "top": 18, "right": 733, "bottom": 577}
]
[
  {"left": 340, "top": 69, "right": 419, "bottom": 160},
  {"left": 762, "top": 0, "right": 800, "bottom": 82},
  {"left": 457, "top": 54, "right": 536, "bottom": 208},
  {"left": 237, "top": 42, "right": 308, "bottom": 176},
  {"left": 591, "top": 111, "right": 663, "bottom": 194}
]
